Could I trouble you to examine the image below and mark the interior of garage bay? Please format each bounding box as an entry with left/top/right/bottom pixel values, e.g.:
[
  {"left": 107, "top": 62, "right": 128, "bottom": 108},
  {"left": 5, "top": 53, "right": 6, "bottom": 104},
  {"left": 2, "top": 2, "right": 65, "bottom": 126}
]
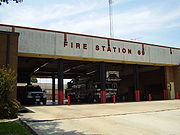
[{"left": 17, "top": 56, "right": 166, "bottom": 105}]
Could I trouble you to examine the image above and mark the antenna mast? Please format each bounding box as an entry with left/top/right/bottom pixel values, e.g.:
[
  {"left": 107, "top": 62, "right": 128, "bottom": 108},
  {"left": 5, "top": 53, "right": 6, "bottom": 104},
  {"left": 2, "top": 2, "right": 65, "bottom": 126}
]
[{"left": 109, "top": 0, "right": 114, "bottom": 38}]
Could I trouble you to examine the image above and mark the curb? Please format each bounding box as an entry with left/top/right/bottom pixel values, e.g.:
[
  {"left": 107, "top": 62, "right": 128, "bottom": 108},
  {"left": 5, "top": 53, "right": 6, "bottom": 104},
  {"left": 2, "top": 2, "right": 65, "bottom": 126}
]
[
  {"left": 0, "top": 118, "right": 19, "bottom": 123},
  {"left": 19, "top": 118, "right": 38, "bottom": 135}
]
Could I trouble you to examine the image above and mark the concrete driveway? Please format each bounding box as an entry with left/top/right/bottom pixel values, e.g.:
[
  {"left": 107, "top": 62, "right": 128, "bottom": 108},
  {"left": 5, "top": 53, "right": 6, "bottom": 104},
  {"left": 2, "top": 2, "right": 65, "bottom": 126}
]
[{"left": 20, "top": 100, "right": 180, "bottom": 135}]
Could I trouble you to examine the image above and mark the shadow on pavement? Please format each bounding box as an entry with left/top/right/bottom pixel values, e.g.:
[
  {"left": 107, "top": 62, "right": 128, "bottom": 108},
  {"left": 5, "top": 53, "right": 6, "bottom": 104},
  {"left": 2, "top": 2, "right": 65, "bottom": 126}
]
[{"left": 27, "top": 120, "right": 91, "bottom": 135}]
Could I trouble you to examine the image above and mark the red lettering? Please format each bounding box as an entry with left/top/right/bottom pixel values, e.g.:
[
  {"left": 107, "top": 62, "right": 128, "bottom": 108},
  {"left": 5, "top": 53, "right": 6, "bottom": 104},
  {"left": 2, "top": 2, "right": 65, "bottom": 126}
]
[
  {"left": 138, "top": 50, "right": 141, "bottom": 55},
  {"left": 113, "top": 47, "right": 116, "bottom": 52},
  {"left": 118, "top": 48, "right": 121, "bottom": 53},
  {"left": 83, "top": 44, "right": 87, "bottom": 50},
  {"left": 64, "top": 42, "right": 135, "bottom": 56},
  {"left": 71, "top": 42, "right": 73, "bottom": 48},
  {"left": 96, "top": 45, "right": 99, "bottom": 51},
  {"left": 128, "top": 49, "right": 132, "bottom": 54},
  {"left": 107, "top": 46, "right": 111, "bottom": 52},
  {"left": 64, "top": 41, "right": 68, "bottom": 47},
  {"left": 142, "top": 51, "right": 145, "bottom": 55},
  {"left": 102, "top": 46, "right": 105, "bottom": 51},
  {"left": 122, "top": 48, "right": 126, "bottom": 53},
  {"left": 76, "top": 43, "right": 80, "bottom": 49}
]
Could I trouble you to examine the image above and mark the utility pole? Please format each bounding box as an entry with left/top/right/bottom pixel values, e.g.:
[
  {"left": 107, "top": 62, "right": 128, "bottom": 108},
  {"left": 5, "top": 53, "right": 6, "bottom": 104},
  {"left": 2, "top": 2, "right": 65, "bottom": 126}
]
[{"left": 109, "top": 0, "right": 114, "bottom": 38}]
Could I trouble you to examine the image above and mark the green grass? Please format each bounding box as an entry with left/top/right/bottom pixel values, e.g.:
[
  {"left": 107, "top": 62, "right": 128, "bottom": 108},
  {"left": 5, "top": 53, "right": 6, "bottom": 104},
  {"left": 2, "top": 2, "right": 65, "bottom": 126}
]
[{"left": 0, "top": 120, "right": 32, "bottom": 135}]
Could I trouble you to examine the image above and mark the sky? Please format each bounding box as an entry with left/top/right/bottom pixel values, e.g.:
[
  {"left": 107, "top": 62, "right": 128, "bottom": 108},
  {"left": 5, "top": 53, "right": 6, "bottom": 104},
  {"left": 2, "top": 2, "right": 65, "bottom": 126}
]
[{"left": 0, "top": 0, "right": 180, "bottom": 48}]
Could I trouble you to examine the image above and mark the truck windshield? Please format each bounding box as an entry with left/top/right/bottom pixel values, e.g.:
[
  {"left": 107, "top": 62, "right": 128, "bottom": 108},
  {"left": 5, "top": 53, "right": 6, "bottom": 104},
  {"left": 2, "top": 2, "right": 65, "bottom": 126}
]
[{"left": 27, "top": 86, "right": 42, "bottom": 92}]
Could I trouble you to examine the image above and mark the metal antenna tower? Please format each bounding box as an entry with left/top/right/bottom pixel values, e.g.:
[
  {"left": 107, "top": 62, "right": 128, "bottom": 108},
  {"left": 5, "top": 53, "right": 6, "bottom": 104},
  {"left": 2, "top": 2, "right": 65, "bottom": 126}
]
[{"left": 109, "top": 0, "right": 114, "bottom": 38}]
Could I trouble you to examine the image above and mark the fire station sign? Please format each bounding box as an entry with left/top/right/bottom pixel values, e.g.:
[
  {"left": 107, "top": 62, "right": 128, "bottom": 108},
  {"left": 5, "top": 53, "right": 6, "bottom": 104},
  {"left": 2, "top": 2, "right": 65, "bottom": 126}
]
[{"left": 0, "top": 25, "right": 179, "bottom": 66}]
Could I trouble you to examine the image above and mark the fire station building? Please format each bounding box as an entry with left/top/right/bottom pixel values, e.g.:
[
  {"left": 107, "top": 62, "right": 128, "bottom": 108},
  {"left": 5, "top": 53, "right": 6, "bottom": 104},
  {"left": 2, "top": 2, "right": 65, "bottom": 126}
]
[{"left": 0, "top": 24, "right": 180, "bottom": 104}]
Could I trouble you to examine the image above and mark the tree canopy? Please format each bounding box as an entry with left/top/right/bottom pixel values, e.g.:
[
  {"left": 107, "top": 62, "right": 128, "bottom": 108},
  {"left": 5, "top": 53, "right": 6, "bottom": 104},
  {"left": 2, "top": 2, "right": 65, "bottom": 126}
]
[{"left": 0, "top": 0, "right": 23, "bottom": 5}]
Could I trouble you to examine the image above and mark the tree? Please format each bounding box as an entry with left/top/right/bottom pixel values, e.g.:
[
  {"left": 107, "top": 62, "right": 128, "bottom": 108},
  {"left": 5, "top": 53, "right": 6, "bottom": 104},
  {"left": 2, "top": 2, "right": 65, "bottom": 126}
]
[
  {"left": 0, "top": 0, "right": 23, "bottom": 5},
  {"left": 0, "top": 67, "right": 20, "bottom": 119}
]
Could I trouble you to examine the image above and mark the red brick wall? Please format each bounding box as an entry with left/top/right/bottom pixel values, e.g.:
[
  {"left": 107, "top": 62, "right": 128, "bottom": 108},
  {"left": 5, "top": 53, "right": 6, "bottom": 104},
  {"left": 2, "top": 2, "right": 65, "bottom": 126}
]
[
  {"left": 0, "top": 31, "right": 19, "bottom": 99},
  {"left": 173, "top": 66, "right": 180, "bottom": 94}
]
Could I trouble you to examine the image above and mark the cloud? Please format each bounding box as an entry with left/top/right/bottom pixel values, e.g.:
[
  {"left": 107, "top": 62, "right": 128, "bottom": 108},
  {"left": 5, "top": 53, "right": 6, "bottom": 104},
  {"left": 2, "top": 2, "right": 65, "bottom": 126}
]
[
  {"left": 113, "top": 7, "right": 180, "bottom": 36},
  {"left": 47, "top": 6, "right": 180, "bottom": 38},
  {"left": 0, "top": 0, "right": 102, "bottom": 27},
  {"left": 0, "top": 0, "right": 133, "bottom": 27}
]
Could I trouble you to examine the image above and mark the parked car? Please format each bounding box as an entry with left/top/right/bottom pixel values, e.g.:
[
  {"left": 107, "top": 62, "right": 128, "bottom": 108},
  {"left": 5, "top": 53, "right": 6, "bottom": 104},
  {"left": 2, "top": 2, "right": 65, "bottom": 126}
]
[{"left": 17, "top": 84, "right": 47, "bottom": 105}]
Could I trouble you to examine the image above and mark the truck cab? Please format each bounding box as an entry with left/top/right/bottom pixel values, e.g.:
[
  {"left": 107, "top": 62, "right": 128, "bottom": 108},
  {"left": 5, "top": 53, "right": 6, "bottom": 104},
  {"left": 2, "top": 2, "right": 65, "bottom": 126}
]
[{"left": 17, "top": 84, "right": 47, "bottom": 105}]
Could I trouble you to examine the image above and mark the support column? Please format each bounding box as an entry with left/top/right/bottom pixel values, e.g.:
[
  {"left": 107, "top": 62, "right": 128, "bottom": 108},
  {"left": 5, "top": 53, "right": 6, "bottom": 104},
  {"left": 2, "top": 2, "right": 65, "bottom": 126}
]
[
  {"left": 27, "top": 74, "right": 31, "bottom": 85},
  {"left": 0, "top": 32, "right": 19, "bottom": 99},
  {"left": 173, "top": 66, "right": 180, "bottom": 99},
  {"left": 160, "top": 67, "right": 166, "bottom": 99},
  {"left": 134, "top": 64, "right": 140, "bottom": 101},
  {"left": 160, "top": 67, "right": 165, "bottom": 91},
  {"left": 165, "top": 66, "right": 175, "bottom": 99},
  {"left": 100, "top": 62, "right": 106, "bottom": 103},
  {"left": 58, "top": 60, "right": 64, "bottom": 105},
  {"left": 52, "top": 72, "right": 56, "bottom": 104}
]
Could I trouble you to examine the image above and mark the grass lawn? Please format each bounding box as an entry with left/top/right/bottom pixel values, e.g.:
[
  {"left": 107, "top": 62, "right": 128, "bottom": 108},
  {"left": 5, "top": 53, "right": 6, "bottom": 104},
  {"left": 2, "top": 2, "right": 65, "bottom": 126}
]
[{"left": 0, "top": 120, "right": 32, "bottom": 135}]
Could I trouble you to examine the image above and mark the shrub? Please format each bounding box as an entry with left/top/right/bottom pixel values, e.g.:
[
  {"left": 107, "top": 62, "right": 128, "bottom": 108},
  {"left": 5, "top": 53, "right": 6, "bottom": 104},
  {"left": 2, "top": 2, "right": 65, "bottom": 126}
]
[
  {"left": 0, "top": 67, "right": 20, "bottom": 119},
  {"left": 0, "top": 99, "right": 20, "bottom": 119}
]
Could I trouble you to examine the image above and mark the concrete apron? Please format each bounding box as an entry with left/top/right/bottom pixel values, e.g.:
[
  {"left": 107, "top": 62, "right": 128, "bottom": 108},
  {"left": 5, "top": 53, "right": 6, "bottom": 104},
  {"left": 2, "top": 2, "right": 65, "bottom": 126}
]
[{"left": 19, "top": 100, "right": 180, "bottom": 121}]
